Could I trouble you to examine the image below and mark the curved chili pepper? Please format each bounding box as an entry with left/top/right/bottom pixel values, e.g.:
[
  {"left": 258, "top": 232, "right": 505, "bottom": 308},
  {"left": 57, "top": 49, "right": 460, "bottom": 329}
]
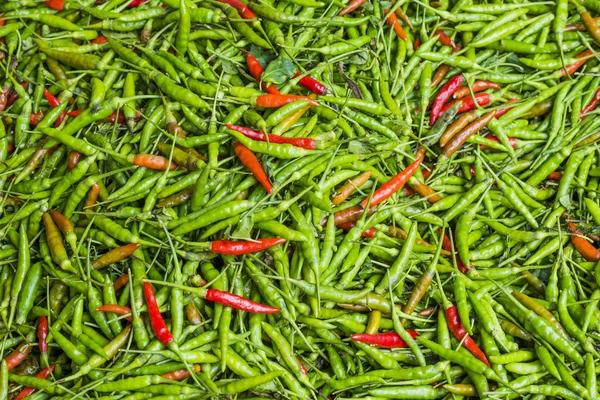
[
  {"left": 96, "top": 304, "right": 133, "bottom": 322},
  {"left": 361, "top": 148, "right": 425, "bottom": 208},
  {"left": 431, "top": 64, "right": 450, "bottom": 88},
  {"left": 92, "top": 243, "right": 140, "bottom": 270},
  {"left": 227, "top": 124, "right": 316, "bottom": 150},
  {"left": 453, "top": 81, "right": 501, "bottom": 99},
  {"left": 67, "top": 110, "right": 85, "bottom": 118},
  {"left": 440, "top": 93, "right": 492, "bottom": 115},
  {"left": 5, "top": 340, "right": 33, "bottom": 371},
  {"left": 206, "top": 288, "right": 281, "bottom": 313},
  {"left": 434, "top": 30, "right": 456, "bottom": 49},
  {"left": 247, "top": 54, "right": 279, "bottom": 95},
  {"left": 430, "top": 75, "right": 464, "bottom": 125},
  {"left": 561, "top": 49, "right": 593, "bottom": 76},
  {"left": 480, "top": 136, "right": 517, "bottom": 150},
  {"left": 442, "top": 110, "right": 496, "bottom": 158},
  {"left": 43, "top": 88, "right": 60, "bottom": 108},
  {"left": 30, "top": 112, "right": 44, "bottom": 125},
  {"left": 445, "top": 305, "right": 490, "bottom": 367},
  {"left": 234, "top": 141, "right": 273, "bottom": 193},
  {"left": 293, "top": 72, "right": 326, "bottom": 95},
  {"left": 385, "top": 9, "right": 407, "bottom": 41},
  {"left": 580, "top": 87, "right": 600, "bottom": 118},
  {"left": 351, "top": 331, "right": 419, "bottom": 348},
  {"left": 13, "top": 364, "right": 56, "bottom": 400},
  {"left": 210, "top": 238, "right": 286, "bottom": 255},
  {"left": 568, "top": 222, "right": 600, "bottom": 262},
  {"left": 113, "top": 275, "right": 130, "bottom": 291},
  {"left": 218, "top": 0, "right": 256, "bottom": 19},
  {"left": 339, "top": 0, "right": 367, "bottom": 16},
  {"left": 494, "top": 98, "right": 517, "bottom": 118},
  {"left": 143, "top": 282, "right": 174, "bottom": 346},
  {"left": 329, "top": 205, "right": 375, "bottom": 226}
]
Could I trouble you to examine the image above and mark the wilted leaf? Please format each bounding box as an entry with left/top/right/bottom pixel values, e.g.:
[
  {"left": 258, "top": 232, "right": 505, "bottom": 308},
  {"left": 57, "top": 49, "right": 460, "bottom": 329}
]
[{"left": 262, "top": 57, "right": 296, "bottom": 85}]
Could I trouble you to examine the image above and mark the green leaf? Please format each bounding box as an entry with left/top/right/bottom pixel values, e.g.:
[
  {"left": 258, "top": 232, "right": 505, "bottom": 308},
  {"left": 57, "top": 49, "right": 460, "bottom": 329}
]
[
  {"left": 348, "top": 50, "right": 369, "bottom": 65},
  {"left": 262, "top": 57, "right": 296, "bottom": 85},
  {"left": 348, "top": 140, "right": 374, "bottom": 154},
  {"left": 220, "top": 59, "right": 238, "bottom": 75},
  {"left": 231, "top": 214, "right": 254, "bottom": 240},
  {"left": 250, "top": 45, "right": 275, "bottom": 69}
]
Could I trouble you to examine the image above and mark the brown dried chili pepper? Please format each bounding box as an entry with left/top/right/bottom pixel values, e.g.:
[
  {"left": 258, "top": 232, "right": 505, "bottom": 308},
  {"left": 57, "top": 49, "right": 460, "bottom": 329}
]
[
  {"left": 442, "top": 110, "right": 496, "bottom": 158},
  {"left": 332, "top": 171, "right": 372, "bottom": 205},
  {"left": 161, "top": 364, "right": 201, "bottom": 381},
  {"left": 113, "top": 274, "right": 130, "bottom": 291},
  {"left": 92, "top": 243, "right": 141, "bottom": 270},
  {"left": 68, "top": 151, "right": 83, "bottom": 171}
]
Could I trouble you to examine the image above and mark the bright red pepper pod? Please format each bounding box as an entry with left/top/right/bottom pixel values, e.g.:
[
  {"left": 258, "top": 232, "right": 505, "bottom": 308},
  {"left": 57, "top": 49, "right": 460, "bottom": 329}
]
[
  {"left": 293, "top": 72, "right": 326, "bottom": 95},
  {"left": 351, "top": 331, "right": 419, "bottom": 348},
  {"left": 92, "top": 35, "right": 108, "bottom": 45},
  {"left": 254, "top": 94, "right": 319, "bottom": 108},
  {"left": 205, "top": 289, "right": 281, "bottom": 314},
  {"left": 45, "top": 0, "right": 64, "bottom": 10},
  {"left": 143, "top": 282, "right": 174, "bottom": 346},
  {"left": 43, "top": 88, "right": 61, "bottom": 107},
  {"left": 38, "top": 316, "right": 48, "bottom": 355},
  {"left": 67, "top": 109, "right": 85, "bottom": 118},
  {"left": 13, "top": 364, "right": 56, "bottom": 400},
  {"left": 29, "top": 112, "right": 44, "bottom": 125},
  {"left": 128, "top": 0, "right": 147, "bottom": 7},
  {"left": 227, "top": 124, "right": 317, "bottom": 150},
  {"left": 210, "top": 238, "right": 286, "bottom": 255},
  {"left": 430, "top": 75, "right": 464, "bottom": 125},
  {"left": 434, "top": 30, "right": 456, "bottom": 50}
]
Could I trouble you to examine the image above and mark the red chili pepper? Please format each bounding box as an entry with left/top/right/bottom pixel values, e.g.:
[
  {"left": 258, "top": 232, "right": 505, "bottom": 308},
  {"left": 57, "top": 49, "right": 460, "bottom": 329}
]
[
  {"left": 580, "top": 87, "right": 600, "bottom": 118},
  {"left": 234, "top": 141, "right": 273, "bottom": 193},
  {"left": 439, "top": 229, "right": 472, "bottom": 274},
  {"left": 246, "top": 54, "right": 279, "bottom": 95},
  {"left": 13, "top": 364, "right": 56, "bottom": 400},
  {"left": 434, "top": 30, "right": 456, "bottom": 50},
  {"left": 91, "top": 35, "right": 108, "bottom": 45},
  {"left": 453, "top": 81, "right": 501, "bottom": 99},
  {"left": 547, "top": 171, "right": 562, "bottom": 181},
  {"left": 361, "top": 148, "right": 425, "bottom": 208},
  {"left": 38, "top": 316, "right": 48, "bottom": 356},
  {"left": 44, "top": 0, "right": 64, "bottom": 10},
  {"left": 568, "top": 222, "right": 600, "bottom": 262},
  {"left": 385, "top": 9, "right": 407, "bottom": 41},
  {"left": 293, "top": 72, "right": 326, "bottom": 95},
  {"left": 255, "top": 94, "right": 319, "bottom": 108},
  {"left": 205, "top": 288, "right": 281, "bottom": 314},
  {"left": 5, "top": 341, "right": 33, "bottom": 371},
  {"left": 54, "top": 111, "right": 66, "bottom": 128},
  {"left": 413, "top": 39, "right": 421, "bottom": 51},
  {"left": 494, "top": 98, "right": 517, "bottom": 118},
  {"left": 143, "top": 282, "right": 174, "bottom": 346},
  {"left": 227, "top": 124, "right": 316, "bottom": 150},
  {"left": 445, "top": 305, "right": 490, "bottom": 367},
  {"left": 96, "top": 304, "right": 133, "bottom": 322},
  {"left": 561, "top": 49, "right": 594, "bottom": 76},
  {"left": 210, "top": 238, "right": 286, "bottom": 255},
  {"left": 337, "top": 221, "right": 377, "bottom": 238},
  {"left": 339, "top": 0, "right": 367, "bottom": 15},
  {"left": 162, "top": 364, "right": 201, "bottom": 380},
  {"left": 351, "top": 330, "right": 419, "bottom": 348},
  {"left": 480, "top": 136, "right": 517, "bottom": 150},
  {"left": 67, "top": 109, "right": 85, "bottom": 117},
  {"left": 7, "top": 143, "right": 14, "bottom": 153},
  {"left": 218, "top": 0, "right": 255, "bottom": 18},
  {"left": 128, "top": 0, "right": 147, "bottom": 7},
  {"left": 29, "top": 112, "right": 45, "bottom": 125},
  {"left": 106, "top": 111, "right": 127, "bottom": 124},
  {"left": 440, "top": 93, "right": 492, "bottom": 115},
  {"left": 113, "top": 274, "right": 130, "bottom": 291},
  {"left": 0, "top": 15, "right": 5, "bottom": 27},
  {"left": 430, "top": 75, "right": 464, "bottom": 125},
  {"left": 68, "top": 151, "right": 82, "bottom": 171},
  {"left": 43, "top": 88, "right": 60, "bottom": 108}
]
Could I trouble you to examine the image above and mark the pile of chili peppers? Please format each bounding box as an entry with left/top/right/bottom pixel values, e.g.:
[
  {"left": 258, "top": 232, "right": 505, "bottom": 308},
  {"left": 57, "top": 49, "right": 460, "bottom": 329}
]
[{"left": 1, "top": 0, "right": 600, "bottom": 398}]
